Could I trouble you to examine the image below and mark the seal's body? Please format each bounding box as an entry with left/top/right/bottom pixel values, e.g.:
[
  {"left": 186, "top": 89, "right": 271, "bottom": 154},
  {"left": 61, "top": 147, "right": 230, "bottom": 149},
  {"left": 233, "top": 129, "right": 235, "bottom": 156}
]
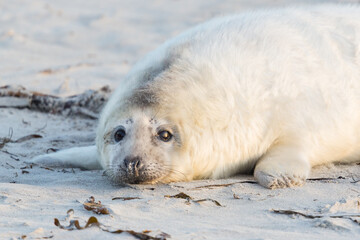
[{"left": 32, "top": 5, "right": 360, "bottom": 189}]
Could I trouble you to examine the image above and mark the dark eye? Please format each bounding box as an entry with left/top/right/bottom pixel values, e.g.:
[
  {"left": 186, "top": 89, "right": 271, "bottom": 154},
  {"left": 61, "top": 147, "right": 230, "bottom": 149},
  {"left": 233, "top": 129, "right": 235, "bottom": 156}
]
[
  {"left": 114, "top": 128, "right": 126, "bottom": 142},
  {"left": 158, "top": 130, "right": 172, "bottom": 142}
]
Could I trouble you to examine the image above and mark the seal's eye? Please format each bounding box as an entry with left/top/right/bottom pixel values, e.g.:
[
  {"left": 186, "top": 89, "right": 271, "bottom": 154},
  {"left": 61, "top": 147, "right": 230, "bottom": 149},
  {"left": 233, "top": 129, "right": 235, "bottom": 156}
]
[
  {"left": 114, "top": 128, "right": 126, "bottom": 142},
  {"left": 158, "top": 130, "right": 172, "bottom": 142}
]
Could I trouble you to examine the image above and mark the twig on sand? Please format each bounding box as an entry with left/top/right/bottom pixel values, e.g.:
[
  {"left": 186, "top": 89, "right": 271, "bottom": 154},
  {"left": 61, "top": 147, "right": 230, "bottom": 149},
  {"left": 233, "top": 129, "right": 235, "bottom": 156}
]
[
  {"left": 307, "top": 177, "right": 345, "bottom": 181},
  {"left": 165, "top": 192, "right": 222, "bottom": 206},
  {"left": 112, "top": 197, "right": 142, "bottom": 201},
  {"left": 272, "top": 209, "right": 360, "bottom": 225},
  {"left": 191, "top": 180, "right": 257, "bottom": 190}
]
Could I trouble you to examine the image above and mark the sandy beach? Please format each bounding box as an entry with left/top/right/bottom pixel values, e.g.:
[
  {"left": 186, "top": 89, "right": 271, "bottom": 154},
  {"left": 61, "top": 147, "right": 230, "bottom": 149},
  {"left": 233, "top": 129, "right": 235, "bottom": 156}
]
[{"left": 1, "top": 0, "right": 359, "bottom": 239}]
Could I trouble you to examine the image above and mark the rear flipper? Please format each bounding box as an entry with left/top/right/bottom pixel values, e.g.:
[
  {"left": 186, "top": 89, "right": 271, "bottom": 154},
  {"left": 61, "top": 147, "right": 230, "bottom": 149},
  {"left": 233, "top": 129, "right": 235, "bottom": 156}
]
[{"left": 29, "top": 145, "right": 102, "bottom": 170}]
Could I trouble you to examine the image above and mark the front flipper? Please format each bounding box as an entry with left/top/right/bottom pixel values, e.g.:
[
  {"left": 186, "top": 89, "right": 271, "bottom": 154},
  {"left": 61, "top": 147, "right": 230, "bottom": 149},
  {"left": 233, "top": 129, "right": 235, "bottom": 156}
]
[
  {"left": 254, "top": 145, "right": 311, "bottom": 189},
  {"left": 29, "top": 145, "right": 102, "bottom": 170}
]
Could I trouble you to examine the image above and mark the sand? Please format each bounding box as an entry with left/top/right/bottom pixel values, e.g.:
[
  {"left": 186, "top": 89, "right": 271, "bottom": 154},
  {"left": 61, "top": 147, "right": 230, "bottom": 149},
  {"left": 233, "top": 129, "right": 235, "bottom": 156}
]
[{"left": 1, "top": 0, "right": 359, "bottom": 239}]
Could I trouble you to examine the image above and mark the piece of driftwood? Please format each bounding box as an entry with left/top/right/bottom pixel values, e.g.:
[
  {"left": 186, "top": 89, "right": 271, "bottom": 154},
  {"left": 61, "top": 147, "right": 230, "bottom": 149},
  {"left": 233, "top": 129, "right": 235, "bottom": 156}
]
[{"left": 0, "top": 85, "right": 111, "bottom": 119}]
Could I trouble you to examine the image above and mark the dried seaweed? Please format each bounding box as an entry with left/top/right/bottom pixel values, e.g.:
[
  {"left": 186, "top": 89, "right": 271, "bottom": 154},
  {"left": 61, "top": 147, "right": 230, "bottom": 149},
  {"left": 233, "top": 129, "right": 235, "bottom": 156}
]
[
  {"left": 350, "top": 218, "right": 360, "bottom": 225},
  {"left": 0, "top": 128, "right": 13, "bottom": 149},
  {"left": 165, "top": 192, "right": 222, "bottom": 206},
  {"left": 1, "top": 149, "right": 20, "bottom": 161},
  {"left": 20, "top": 235, "right": 53, "bottom": 239},
  {"left": 40, "top": 166, "right": 55, "bottom": 171},
  {"left": 0, "top": 128, "right": 42, "bottom": 150},
  {"left": 83, "top": 196, "right": 109, "bottom": 215},
  {"left": 112, "top": 197, "right": 142, "bottom": 201},
  {"left": 14, "top": 134, "right": 43, "bottom": 143},
  {"left": 0, "top": 85, "right": 111, "bottom": 119},
  {"left": 165, "top": 192, "right": 192, "bottom": 200},
  {"left": 61, "top": 168, "right": 76, "bottom": 173},
  {"left": 193, "top": 199, "right": 222, "bottom": 206},
  {"left": 190, "top": 177, "right": 350, "bottom": 190},
  {"left": 10, "top": 155, "right": 20, "bottom": 161},
  {"left": 192, "top": 180, "right": 257, "bottom": 189},
  {"left": 35, "top": 123, "right": 48, "bottom": 132},
  {"left": 54, "top": 216, "right": 100, "bottom": 230},
  {"left": 20, "top": 165, "right": 33, "bottom": 169},
  {"left": 272, "top": 209, "right": 321, "bottom": 219},
  {"left": 38, "top": 63, "right": 96, "bottom": 75},
  {"left": 272, "top": 209, "right": 360, "bottom": 220},
  {"left": 22, "top": 119, "right": 31, "bottom": 125},
  {"left": 54, "top": 213, "right": 169, "bottom": 239},
  {"left": 1, "top": 149, "right": 19, "bottom": 158},
  {"left": 351, "top": 176, "right": 360, "bottom": 184},
  {"left": 5, "top": 162, "right": 15, "bottom": 169},
  {"left": 46, "top": 148, "right": 58, "bottom": 153},
  {"left": 307, "top": 177, "right": 345, "bottom": 181}
]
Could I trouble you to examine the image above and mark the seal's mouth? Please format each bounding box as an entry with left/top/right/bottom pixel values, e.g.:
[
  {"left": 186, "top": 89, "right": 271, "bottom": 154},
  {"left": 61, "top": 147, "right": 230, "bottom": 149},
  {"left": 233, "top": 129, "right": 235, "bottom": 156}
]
[
  {"left": 116, "top": 174, "right": 165, "bottom": 185},
  {"left": 124, "top": 175, "right": 156, "bottom": 184},
  {"left": 104, "top": 167, "right": 168, "bottom": 185}
]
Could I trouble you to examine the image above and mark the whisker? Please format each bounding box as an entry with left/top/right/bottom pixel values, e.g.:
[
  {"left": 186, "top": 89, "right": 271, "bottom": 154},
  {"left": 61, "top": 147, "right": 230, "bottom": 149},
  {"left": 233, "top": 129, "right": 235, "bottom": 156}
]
[
  {"left": 151, "top": 108, "right": 161, "bottom": 121},
  {"left": 160, "top": 164, "right": 187, "bottom": 178}
]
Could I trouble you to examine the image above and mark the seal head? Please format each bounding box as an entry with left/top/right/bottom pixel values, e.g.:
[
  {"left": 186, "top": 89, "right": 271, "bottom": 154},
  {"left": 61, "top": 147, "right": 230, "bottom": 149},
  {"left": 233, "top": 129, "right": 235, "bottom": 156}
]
[{"left": 101, "top": 110, "right": 185, "bottom": 184}]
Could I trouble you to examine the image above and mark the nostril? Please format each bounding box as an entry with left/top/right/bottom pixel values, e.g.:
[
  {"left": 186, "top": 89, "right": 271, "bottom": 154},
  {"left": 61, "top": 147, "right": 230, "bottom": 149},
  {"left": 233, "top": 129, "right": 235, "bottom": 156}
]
[
  {"left": 135, "top": 159, "right": 141, "bottom": 169},
  {"left": 123, "top": 158, "right": 130, "bottom": 168},
  {"left": 123, "top": 156, "right": 142, "bottom": 170}
]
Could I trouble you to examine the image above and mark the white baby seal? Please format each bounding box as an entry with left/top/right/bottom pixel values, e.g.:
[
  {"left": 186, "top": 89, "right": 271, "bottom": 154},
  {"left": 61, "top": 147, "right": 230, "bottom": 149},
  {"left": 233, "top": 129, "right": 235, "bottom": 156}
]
[{"left": 32, "top": 5, "right": 360, "bottom": 189}]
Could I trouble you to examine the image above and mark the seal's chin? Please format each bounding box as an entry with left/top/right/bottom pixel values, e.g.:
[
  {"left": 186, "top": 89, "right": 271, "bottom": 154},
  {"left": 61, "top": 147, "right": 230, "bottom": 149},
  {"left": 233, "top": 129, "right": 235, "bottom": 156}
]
[
  {"left": 123, "top": 176, "right": 160, "bottom": 184},
  {"left": 104, "top": 168, "right": 169, "bottom": 185}
]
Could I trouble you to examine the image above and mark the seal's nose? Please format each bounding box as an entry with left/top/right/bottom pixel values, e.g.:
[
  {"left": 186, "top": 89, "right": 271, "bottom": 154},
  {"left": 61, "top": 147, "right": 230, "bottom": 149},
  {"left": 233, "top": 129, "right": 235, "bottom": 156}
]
[{"left": 123, "top": 156, "right": 143, "bottom": 176}]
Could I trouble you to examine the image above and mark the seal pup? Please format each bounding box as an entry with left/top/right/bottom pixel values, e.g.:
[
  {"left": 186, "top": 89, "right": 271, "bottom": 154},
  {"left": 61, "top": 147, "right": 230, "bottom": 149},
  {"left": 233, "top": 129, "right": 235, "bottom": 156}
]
[{"left": 31, "top": 5, "right": 360, "bottom": 189}]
